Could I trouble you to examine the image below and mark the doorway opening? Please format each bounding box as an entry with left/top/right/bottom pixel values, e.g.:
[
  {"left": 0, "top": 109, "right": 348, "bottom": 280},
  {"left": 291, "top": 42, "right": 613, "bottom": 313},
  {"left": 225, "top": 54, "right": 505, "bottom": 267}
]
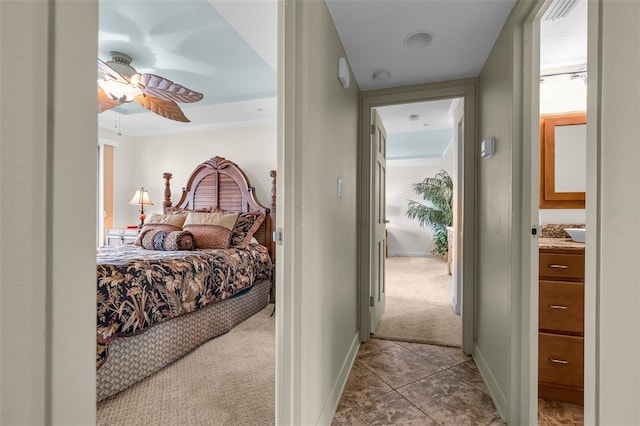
[
  {"left": 369, "top": 98, "right": 463, "bottom": 348},
  {"left": 95, "top": 0, "right": 279, "bottom": 424},
  {"left": 535, "top": 0, "right": 588, "bottom": 423},
  {"left": 358, "top": 80, "right": 477, "bottom": 355}
]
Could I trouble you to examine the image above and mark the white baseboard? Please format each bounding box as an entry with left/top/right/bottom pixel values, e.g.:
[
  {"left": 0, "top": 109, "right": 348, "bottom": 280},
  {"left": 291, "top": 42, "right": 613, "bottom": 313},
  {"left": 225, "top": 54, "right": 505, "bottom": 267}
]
[
  {"left": 316, "top": 332, "right": 360, "bottom": 425},
  {"left": 473, "top": 343, "right": 507, "bottom": 422}
]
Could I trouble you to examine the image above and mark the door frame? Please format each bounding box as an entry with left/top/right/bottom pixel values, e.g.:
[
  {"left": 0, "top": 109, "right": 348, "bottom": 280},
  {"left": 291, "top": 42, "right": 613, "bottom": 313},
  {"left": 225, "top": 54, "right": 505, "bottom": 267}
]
[
  {"left": 358, "top": 79, "right": 478, "bottom": 354},
  {"left": 520, "top": 1, "right": 599, "bottom": 423}
]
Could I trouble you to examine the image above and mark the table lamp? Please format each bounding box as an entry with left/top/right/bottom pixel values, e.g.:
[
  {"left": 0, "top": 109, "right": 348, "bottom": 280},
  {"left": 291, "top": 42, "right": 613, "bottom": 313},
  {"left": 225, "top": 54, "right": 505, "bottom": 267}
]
[{"left": 129, "top": 187, "right": 153, "bottom": 229}]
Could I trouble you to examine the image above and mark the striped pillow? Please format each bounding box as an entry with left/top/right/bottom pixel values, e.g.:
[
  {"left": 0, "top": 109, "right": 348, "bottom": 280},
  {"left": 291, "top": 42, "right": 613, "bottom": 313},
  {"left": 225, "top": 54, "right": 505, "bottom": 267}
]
[{"left": 139, "top": 229, "right": 195, "bottom": 251}]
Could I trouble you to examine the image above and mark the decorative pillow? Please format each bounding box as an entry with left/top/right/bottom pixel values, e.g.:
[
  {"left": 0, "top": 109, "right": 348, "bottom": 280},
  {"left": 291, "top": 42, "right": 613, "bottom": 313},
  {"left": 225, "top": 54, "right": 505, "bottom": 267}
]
[
  {"left": 230, "top": 211, "right": 265, "bottom": 249},
  {"left": 139, "top": 229, "right": 195, "bottom": 251},
  {"left": 147, "top": 212, "right": 188, "bottom": 227},
  {"left": 182, "top": 211, "right": 240, "bottom": 249},
  {"left": 134, "top": 213, "right": 188, "bottom": 245}
]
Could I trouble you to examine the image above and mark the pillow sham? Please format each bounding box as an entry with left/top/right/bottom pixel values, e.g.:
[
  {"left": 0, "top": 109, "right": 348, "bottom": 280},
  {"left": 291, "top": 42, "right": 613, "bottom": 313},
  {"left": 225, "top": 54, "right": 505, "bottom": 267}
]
[
  {"left": 182, "top": 211, "right": 240, "bottom": 249},
  {"left": 139, "top": 229, "right": 196, "bottom": 251},
  {"left": 134, "top": 213, "right": 187, "bottom": 246},
  {"left": 229, "top": 211, "right": 265, "bottom": 249},
  {"left": 146, "top": 212, "right": 188, "bottom": 227}
]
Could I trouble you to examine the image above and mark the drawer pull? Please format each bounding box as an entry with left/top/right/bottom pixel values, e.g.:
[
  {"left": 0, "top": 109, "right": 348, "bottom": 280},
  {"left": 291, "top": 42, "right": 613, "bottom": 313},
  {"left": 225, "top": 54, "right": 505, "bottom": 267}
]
[
  {"left": 549, "top": 264, "right": 569, "bottom": 269},
  {"left": 549, "top": 358, "right": 569, "bottom": 364},
  {"left": 548, "top": 304, "right": 568, "bottom": 310}
]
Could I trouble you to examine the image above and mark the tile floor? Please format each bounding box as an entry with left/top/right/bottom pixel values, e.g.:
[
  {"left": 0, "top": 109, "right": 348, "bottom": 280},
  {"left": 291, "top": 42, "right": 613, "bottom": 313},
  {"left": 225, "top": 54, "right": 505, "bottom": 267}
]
[
  {"left": 333, "top": 338, "right": 503, "bottom": 426},
  {"left": 333, "top": 338, "right": 584, "bottom": 426}
]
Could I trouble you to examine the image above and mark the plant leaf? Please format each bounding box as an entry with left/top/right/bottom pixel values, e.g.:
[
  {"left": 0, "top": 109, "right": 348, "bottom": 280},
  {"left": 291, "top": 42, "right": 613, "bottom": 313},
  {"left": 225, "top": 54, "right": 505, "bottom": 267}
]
[{"left": 406, "top": 169, "right": 453, "bottom": 255}]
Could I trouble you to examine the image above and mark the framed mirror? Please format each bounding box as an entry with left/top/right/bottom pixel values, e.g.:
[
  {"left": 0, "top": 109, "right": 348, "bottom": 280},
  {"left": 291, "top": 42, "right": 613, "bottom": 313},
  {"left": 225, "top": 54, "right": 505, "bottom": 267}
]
[{"left": 539, "top": 112, "right": 587, "bottom": 209}]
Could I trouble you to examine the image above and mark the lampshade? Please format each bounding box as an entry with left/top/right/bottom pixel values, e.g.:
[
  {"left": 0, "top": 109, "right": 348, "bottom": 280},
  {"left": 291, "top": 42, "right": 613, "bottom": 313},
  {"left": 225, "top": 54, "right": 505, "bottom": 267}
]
[{"left": 129, "top": 188, "right": 153, "bottom": 206}]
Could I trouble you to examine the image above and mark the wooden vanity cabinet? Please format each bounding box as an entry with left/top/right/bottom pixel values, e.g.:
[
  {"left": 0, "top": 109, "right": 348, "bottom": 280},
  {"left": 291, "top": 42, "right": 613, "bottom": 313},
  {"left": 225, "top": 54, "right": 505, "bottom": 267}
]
[{"left": 538, "top": 248, "right": 585, "bottom": 405}]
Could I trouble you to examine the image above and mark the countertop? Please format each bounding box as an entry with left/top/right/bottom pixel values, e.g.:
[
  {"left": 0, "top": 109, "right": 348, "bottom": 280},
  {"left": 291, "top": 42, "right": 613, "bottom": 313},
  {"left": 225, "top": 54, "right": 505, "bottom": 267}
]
[{"left": 538, "top": 237, "right": 585, "bottom": 252}]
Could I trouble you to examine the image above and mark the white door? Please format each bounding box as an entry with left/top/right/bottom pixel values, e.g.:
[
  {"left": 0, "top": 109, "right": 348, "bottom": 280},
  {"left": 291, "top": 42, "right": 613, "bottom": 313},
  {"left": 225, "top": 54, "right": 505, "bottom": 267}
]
[{"left": 370, "top": 109, "right": 387, "bottom": 333}]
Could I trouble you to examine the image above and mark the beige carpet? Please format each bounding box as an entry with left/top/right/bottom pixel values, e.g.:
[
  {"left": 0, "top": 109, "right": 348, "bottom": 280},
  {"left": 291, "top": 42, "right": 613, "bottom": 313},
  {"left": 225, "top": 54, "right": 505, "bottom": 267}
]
[
  {"left": 372, "top": 256, "right": 462, "bottom": 347},
  {"left": 97, "top": 306, "right": 275, "bottom": 426}
]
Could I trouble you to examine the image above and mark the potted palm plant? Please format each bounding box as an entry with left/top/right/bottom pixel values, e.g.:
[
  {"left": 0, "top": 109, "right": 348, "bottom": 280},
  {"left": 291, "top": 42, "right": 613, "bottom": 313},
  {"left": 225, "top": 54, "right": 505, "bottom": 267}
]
[{"left": 406, "top": 169, "right": 453, "bottom": 256}]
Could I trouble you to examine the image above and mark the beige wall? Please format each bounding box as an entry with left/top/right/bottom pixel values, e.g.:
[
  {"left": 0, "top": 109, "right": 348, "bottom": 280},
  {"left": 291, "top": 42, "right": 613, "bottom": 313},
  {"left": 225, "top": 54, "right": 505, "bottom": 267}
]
[
  {"left": 476, "top": 1, "right": 544, "bottom": 422},
  {"left": 596, "top": 1, "right": 640, "bottom": 422},
  {"left": 0, "top": 1, "right": 97, "bottom": 424},
  {"left": 1, "top": 3, "right": 49, "bottom": 423},
  {"left": 284, "top": 1, "right": 361, "bottom": 423},
  {"left": 103, "top": 124, "right": 276, "bottom": 228},
  {"left": 386, "top": 162, "right": 454, "bottom": 256},
  {"left": 477, "top": 11, "right": 514, "bottom": 416}
]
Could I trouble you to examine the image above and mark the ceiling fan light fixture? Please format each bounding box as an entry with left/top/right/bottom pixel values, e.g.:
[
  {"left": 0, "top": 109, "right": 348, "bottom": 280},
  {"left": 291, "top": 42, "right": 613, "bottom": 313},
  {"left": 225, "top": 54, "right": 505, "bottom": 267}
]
[
  {"left": 97, "top": 52, "right": 203, "bottom": 122},
  {"left": 98, "top": 78, "right": 142, "bottom": 103},
  {"left": 106, "top": 51, "right": 137, "bottom": 78}
]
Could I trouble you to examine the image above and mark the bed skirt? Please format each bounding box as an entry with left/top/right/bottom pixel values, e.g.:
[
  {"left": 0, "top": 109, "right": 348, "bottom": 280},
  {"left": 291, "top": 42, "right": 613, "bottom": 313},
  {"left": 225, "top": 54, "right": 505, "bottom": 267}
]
[{"left": 97, "top": 278, "right": 271, "bottom": 401}]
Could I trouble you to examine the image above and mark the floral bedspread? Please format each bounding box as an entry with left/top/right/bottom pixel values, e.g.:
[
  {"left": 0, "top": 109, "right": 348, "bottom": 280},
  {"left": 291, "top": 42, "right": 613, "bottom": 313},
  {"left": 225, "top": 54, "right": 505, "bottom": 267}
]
[{"left": 96, "top": 244, "right": 272, "bottom": 369}]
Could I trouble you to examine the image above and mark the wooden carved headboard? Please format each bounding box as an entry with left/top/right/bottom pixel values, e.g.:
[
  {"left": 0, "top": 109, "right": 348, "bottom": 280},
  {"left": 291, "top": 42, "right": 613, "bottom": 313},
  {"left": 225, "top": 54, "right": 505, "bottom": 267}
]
[{"left": 162, "top": 156, "right": 276, "bottom": 261}]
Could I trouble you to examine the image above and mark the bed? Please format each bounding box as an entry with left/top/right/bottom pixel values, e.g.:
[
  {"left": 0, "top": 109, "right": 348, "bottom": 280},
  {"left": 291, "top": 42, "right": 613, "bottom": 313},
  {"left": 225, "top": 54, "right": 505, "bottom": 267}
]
[{"left": 96, "top": 156, "right": 276, "bottom": 401}]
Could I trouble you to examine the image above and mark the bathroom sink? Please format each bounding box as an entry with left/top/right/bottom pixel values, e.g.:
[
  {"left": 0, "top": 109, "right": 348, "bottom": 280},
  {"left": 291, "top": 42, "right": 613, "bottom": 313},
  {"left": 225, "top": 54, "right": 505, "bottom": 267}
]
[{"left": 564, "top": 228, "right": 585, "bottom": 243}]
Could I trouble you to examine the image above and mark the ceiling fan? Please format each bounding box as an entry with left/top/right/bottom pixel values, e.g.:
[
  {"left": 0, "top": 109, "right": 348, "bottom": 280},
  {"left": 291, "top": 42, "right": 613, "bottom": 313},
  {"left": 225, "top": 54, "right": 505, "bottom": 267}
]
[{"left": 97, "top": 51, "right": 204, "bottom": 122}]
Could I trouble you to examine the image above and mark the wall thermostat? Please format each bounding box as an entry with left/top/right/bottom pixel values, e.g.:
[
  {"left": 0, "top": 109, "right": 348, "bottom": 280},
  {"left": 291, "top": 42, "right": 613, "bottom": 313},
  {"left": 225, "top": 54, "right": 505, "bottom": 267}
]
[
  {"left": 337, "top": 57, "right": 350, "bottom": 89},
  {"left": 481, "top": 136, "right": 495, "bottom": 158}
]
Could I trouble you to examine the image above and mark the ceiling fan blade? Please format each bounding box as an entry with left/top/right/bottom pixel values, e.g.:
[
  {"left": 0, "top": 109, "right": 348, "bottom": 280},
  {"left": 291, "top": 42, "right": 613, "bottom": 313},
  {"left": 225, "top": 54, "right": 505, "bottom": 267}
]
[
  {"left": 134, "top": 94, "right": 190, "bottom": 122},
  {"left": 97, "top": 87, "right": 121, "bottom": 113},
  {"left": 134, "top": 73, "right": 204, "bottom": 104},
  {"left": 97, "top": 58, "right": 129, "bottom": 84}
]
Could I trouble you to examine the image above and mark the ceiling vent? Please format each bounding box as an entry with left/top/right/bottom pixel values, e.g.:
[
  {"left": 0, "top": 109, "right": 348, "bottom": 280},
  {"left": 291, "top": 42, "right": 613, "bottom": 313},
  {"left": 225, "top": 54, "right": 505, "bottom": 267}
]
[{"left": 544, "top": 0, "right": 580, "bottom": 21}]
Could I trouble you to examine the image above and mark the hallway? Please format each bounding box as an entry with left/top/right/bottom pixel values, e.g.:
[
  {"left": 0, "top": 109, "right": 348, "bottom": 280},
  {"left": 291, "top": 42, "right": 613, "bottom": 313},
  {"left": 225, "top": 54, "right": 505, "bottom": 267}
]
[
  {"left": 333, "top": 339, "right": 502, "bottom": 425},
  {"left": 333, "top": 338, "right": 584, "bottom": 425}
]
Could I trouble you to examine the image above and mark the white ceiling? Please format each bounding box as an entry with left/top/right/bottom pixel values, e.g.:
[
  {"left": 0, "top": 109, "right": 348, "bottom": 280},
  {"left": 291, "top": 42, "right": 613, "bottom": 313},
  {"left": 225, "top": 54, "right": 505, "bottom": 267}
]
[
  {"left": 376, "top": 98, "right": 455, "bottom": 133},
  {"left": 331, "top": 0, "right": 586, "bottom": 162},
  {"left": 325, "top": 0, "right": 517, "bottom": 91},
  {"left": 376, "top": 99, "right": 457, "bottom": 160}
]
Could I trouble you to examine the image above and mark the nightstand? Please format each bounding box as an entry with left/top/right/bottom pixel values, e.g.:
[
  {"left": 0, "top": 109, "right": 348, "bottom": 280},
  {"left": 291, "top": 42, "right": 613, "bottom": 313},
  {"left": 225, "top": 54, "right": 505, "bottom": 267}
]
[{"left": 106, "top": 228, "right": 138, "bottom": 246}]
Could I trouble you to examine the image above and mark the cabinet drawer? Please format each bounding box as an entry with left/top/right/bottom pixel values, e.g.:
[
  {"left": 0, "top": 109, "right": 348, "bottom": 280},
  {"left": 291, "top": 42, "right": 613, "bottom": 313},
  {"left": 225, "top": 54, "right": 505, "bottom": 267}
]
[
  {"left": 539, "top": 252, "right": 584, "bottom": 280},
  {"left": 539, "top": 333, "right": 583, "bottom": 388},
  {"left": 539, "top": 280, "right": 584, "bottom": 334}
]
